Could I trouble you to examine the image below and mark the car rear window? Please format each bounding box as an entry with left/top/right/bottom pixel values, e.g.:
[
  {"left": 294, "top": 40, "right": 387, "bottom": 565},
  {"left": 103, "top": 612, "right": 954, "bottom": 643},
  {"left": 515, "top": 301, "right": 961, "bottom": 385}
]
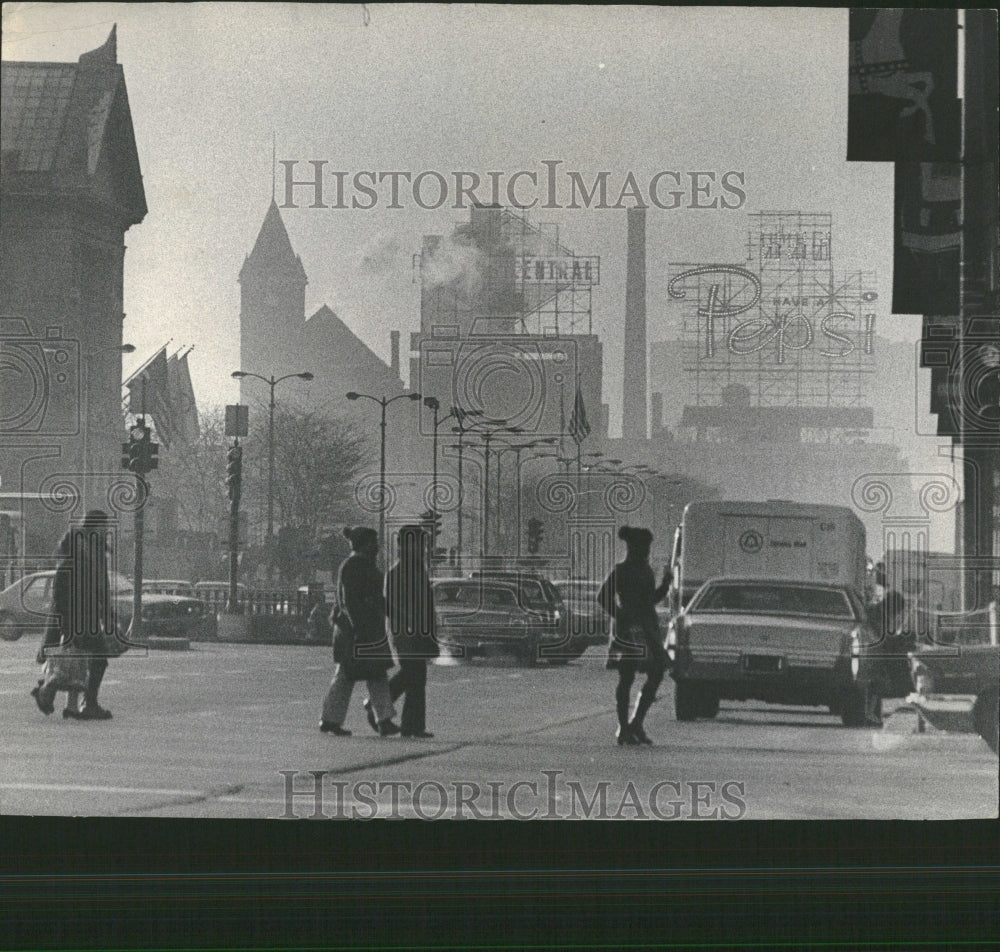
[{"left": 696, "top": 583, "right": 855, "bottom": 618}]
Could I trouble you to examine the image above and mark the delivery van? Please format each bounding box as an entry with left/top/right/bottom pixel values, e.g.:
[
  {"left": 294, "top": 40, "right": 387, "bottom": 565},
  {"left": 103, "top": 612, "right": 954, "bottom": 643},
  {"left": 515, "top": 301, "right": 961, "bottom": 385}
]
[{"left": 669, "top": 500, "right": 867, "bottom": 614}]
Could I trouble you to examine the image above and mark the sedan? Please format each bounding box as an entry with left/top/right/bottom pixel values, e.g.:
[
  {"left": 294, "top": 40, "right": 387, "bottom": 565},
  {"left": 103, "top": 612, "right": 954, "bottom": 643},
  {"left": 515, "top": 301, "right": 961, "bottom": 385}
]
[
  {"left": 666, "top": 578, "right": 881, "bottom": 726},
  {"left": 0, "top": 571, "right": 207, "bottom": 644},
  {"left": 432, "top": 578, "right": 568, "bottom": 664}
]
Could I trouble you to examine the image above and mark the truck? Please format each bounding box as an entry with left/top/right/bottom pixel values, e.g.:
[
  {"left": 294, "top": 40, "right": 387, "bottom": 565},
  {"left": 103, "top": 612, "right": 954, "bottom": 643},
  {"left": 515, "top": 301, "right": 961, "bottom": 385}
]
[{"left": 668, "top": 499, "right": 868, "bottom": 615}]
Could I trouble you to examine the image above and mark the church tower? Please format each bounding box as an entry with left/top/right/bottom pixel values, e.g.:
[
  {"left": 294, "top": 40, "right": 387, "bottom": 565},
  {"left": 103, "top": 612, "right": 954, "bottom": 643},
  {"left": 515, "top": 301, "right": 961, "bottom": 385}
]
[{"left": 238, "top": 200, "right": 308, "bottom": 400}]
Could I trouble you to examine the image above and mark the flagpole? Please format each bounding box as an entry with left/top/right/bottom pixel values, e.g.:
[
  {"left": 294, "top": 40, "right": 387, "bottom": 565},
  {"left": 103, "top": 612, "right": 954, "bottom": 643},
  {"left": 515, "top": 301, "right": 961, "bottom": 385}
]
[{"left": 122, "top": 340, "right": 172, "bottom": 389}]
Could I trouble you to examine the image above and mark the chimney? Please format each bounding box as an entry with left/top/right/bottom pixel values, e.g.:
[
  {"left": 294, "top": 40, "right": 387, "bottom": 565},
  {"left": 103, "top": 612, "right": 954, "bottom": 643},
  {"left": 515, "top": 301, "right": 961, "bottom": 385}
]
[
  {"left": 390, "top": 330, "right": 401, "bottom": 379},
  {"left": 622, "top": 208, "right": 648, "bottom": 441},
  {"left": 651, "top": 392, "right": 664, "bottom": 437}
]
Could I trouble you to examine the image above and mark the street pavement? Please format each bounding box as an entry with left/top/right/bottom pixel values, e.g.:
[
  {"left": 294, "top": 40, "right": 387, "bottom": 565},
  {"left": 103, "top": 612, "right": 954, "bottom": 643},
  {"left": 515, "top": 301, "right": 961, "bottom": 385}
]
[{"left": 1, "top": 640, "right": 996, "bottom": 819}]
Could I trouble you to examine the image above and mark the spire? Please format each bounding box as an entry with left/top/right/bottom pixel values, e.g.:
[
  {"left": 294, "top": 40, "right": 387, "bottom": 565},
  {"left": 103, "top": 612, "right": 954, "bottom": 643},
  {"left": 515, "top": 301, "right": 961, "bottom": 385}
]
[
  {"left": 240, "top": 199, "right": 307, "bottom": 285},
  {"left": 79, "top": 25, "right": 117, "bottom": 66}
]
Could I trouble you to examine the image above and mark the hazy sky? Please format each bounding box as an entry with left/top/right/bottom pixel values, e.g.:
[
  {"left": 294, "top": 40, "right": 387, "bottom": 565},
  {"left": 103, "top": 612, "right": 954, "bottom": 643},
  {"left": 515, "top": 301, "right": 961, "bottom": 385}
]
[{"left": 2, "top": 3, "right": 914, "bottom": 426}]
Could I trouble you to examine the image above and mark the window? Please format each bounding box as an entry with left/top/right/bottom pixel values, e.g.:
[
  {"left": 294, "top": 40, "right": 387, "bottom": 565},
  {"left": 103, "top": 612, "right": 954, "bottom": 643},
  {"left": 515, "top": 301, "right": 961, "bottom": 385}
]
[{"left": 697, "top": 583, "right": 854, "bottom": 618}]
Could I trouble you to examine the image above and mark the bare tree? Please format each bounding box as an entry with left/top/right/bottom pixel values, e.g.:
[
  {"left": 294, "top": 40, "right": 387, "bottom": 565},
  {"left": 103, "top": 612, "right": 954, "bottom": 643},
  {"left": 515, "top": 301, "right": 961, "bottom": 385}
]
[
  {"left": 242, "top": 400, "right": 371, "bottom": 542},
  {"left": 153, "top": 405, "right": 228, "bottom": 537}
]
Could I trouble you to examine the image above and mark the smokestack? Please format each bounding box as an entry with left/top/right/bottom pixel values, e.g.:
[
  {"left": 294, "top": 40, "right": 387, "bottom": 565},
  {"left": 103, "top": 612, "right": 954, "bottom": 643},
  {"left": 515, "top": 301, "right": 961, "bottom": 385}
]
[
  {"left": 622, "top": 207, "right": 647, "bottom": 441},
  {"left": 390, "top": 330, "right": 401, "bottom": 379},
  {"left": 651, "top": 392, "right": 663, "bottom": 437}
]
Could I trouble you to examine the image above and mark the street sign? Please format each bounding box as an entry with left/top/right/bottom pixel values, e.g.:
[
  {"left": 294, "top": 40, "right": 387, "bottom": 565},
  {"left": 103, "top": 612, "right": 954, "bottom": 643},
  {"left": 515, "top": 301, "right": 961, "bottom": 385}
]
[{"left": 225, "top": 404, "right": 249, "bottom": 437}]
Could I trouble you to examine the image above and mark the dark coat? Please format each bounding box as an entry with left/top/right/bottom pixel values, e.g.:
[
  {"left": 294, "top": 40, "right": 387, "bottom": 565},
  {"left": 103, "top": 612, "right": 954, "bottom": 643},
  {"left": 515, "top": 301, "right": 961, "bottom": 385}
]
[
  {"left": 40, "top": 530, "right": 116, "bottom": 657},
  {"left": 336, "top": 552, "right": 393, "bottom": 677},
  {"left": 385, "top": 559, "right": 438, "bottom": 659},
  {"left": 599, "top": 558, "right": 669, "bottom": 671}
]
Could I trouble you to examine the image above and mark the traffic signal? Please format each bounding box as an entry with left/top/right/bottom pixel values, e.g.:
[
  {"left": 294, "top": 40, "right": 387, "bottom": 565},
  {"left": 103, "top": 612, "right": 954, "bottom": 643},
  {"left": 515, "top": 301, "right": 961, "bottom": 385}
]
[
  {"left": 226, "top": 444, "right": 243, "bottom": 504},
  {"left": 526, "top": 517, "right": 544, "bottom": 554},
  {"left": 121, "top": 422, "right": 158, "bottom": 475}
]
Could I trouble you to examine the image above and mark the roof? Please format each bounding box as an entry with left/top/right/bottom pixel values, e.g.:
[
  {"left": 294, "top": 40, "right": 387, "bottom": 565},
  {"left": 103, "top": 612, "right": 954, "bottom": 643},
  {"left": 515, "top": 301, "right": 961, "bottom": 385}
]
[
  {"left": 301, "top": 303, "right": 403, "bottom": 392},
  {"left": 1, "top": 27, "right": 147, "bottom": 225},
  {"left": 239, "top": 200, "right": 308, "bottom": 283}
]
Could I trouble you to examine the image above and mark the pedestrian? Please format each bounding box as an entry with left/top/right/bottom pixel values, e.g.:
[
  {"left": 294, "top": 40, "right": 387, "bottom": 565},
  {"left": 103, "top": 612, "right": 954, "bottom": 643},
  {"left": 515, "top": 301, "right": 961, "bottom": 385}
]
[
  {"left": 307, "top": 597, "right": 332, "bottom": 645},
  {"left": 383, "top": 524, "right": 438, "bottom": 738},
  {"left": 319, "top": 527, "right": 400, "bottom": 737},
  {"left": 598, "top": 525, "right": 671, "bottom": 746},
  {"left": 31, "top": 510, "right": 119, "bottom": 720},
  {"left": 861, "top": 561, "right": 910, "bottom": 726}
]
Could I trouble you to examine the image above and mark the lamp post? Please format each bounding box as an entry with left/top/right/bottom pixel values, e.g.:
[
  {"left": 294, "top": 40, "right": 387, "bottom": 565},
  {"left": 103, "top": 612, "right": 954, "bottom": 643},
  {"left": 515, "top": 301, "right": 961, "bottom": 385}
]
[
  {"left": 444, "top": 408, "right": 484, "bottom": 570},
  {"left": 423, "top": 400, "right": 483, "bottom": 557},
  {"left": 469, "top": 422, "right": 521, "bottom": 557},
  {"left": 231, "top": 370, "right": 314, "bottom": 573},
  {"left": 346, "top": 389, "right": 422, "bottom": 556}
]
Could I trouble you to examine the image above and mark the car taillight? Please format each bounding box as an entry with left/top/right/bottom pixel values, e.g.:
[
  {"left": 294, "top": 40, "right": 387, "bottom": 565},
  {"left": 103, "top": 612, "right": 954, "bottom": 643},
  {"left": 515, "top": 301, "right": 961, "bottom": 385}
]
[
  {"left": 849, "top": 627, "right": 861, "bottom": 679},
  {"left": 910, "top": 658, "right": 934, "bottom": 695}
]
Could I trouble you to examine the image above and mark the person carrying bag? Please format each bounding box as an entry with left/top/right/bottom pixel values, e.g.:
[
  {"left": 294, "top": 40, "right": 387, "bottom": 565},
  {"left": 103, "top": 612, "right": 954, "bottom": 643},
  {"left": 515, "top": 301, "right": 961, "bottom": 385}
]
[{"left": 318, "top": 527, "right": 401, "bottom": 737}]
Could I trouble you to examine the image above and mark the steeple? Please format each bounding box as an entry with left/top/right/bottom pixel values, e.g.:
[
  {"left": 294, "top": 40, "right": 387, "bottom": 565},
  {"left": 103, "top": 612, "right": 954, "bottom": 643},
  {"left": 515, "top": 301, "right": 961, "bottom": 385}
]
[{"left": 239, "top": 199, "right": 308, "bottom": 285}]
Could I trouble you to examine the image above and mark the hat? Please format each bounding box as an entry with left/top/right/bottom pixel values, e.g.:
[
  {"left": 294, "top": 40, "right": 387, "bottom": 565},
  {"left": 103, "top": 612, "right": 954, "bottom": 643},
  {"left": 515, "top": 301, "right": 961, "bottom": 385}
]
[{"left": 342, "top": 526, "right": 378, "bottom": 550}]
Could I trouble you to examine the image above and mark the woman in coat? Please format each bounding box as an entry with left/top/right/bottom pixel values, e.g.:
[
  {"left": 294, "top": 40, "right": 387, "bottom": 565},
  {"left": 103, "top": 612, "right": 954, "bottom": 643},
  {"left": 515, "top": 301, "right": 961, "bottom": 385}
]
[
  {"left": 598, "top": 525, "right": 671, "bottom": 745},
  {"left": 32, "top": 510, "right": 118, "bottom": 720},
  {"left": 319, "top": 526, "right": 400, "bottom": 737},
  {"left": 383, "top": 524, "right": 438, "bottom": 738}
]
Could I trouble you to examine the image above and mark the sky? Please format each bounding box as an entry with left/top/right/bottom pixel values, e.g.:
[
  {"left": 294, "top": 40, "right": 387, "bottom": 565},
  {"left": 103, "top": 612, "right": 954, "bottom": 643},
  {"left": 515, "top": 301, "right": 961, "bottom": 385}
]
[{"left": 2, "top": 3, "right": 916, "bottom": 427}]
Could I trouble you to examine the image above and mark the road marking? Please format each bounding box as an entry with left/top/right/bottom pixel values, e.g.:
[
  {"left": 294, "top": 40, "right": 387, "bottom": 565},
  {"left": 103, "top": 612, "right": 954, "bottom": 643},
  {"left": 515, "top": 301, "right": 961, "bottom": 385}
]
[
  {"left": 0, "top": 781, "right": 204, "bottom": 797},
  {"left": 224, "top": 670, "right": 250, "bottom": 675},
  {"left": 138, "top": 674, "right": 170, "bottom": 680}
]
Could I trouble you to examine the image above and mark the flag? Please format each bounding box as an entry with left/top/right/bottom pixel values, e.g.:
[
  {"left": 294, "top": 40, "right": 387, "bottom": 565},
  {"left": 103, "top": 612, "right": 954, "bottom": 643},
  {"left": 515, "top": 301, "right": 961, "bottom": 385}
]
[
  {"left": 847, "top": 9, "right": 960, "bottom": 162},
  {"left": 569, "top": 381, "right": 591, "bottom": 445},
  {"left": 124, "top": 346, "right": 174, "bottom": 447},
  {"left": 167, "top": 349, "right": 199, "bottom": 443}
]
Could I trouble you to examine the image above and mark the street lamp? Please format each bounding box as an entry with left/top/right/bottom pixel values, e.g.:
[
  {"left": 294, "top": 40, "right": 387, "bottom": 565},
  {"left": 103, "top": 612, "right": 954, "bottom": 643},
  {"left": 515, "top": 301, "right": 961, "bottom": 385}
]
[
  {"left": 438, "top": 407, "right": 484, "bottom": 570},
  {"left": 503, "top": 438, "right": 556, "bottom": 554},
  {"left": 423, "top": 400, "right": 484, "bottom": 557},
  {"left": 346, "top": 389, "right": 422, "bottom": 555},
  {"left": 470, "top": 422, "right": 521, "bottom": 557},
  {"left": 231, "top": 370, "right": 314, "bottom": 573}
]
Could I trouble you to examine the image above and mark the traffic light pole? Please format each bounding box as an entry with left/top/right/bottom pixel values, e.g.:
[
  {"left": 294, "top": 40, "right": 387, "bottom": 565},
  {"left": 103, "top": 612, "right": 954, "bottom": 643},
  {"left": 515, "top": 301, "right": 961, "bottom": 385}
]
[
  {"left": 227, "top": 440, "right": 243, "bottom": 613},
  {"left": 131, "top": 474, "right": 145, "bottom": 644}
]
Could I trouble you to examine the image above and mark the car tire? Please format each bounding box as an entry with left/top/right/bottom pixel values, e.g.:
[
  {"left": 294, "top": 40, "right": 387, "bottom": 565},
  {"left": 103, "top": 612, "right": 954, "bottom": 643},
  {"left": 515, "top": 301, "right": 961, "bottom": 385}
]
[
  {"left": 698, "top": 689, "right": 720, "bottom": 719},
  {"left": 0, "top": 611, "right": 24, "bottom": 641},
  {"left": 840, "top": 680, "right": 880, "bottom": 728},
  {"left": 517, "top": 638, "right": 540, "bottom": 667},
  {"left": 675, "top": 680, "right": 704, "bottom": 721},
  {"left": 973, "top": 688, "right": 998, "bottom": 754}
]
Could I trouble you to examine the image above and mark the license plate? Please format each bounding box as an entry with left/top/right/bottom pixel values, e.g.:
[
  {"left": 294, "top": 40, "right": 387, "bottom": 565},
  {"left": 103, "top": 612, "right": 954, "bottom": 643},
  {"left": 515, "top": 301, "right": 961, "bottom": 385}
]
[{"left": 743, "top": 654, "right": 783, "bottom": 673}]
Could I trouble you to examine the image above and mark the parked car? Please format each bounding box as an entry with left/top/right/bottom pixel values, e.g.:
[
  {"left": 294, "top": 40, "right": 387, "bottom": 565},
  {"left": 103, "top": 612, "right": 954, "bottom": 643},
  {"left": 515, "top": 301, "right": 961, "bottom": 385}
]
[
  {"left": 0, "top": 570, "right": 207, "bottom": 643},
  {"left": 666, "top": 578, "right": 882, "bottom": 725},
  {"left": 552, "top": 578, "right": 610, "bottom": 652},
  {"left": 908, "top": 604, "right": 999, "bottom": 754},
  {"left": 432, "top": 577, "right": 568, "bottom": 664},
  {"left": 144, "top": 579, "right": 195, "bottom": 596}
]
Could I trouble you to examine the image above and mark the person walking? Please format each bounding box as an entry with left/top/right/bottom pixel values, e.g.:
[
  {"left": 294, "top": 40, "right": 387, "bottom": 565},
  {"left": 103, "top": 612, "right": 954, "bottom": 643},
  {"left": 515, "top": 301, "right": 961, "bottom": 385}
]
[
  {"left": 599, "top": 525, "right": 671, "bottom": 746},
  {"left": 31, "top": 510, "right": 119, "bottom": 720},
  {"left": 383, "top": 524, "right": 438, "bottom": 738},
  {"left": 319, "top": 527, "right": 400, "bottom": 737}
]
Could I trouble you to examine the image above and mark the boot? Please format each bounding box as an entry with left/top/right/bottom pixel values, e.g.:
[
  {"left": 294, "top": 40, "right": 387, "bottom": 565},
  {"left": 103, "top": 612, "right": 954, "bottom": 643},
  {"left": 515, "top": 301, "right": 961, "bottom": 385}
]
[
  {"left": 616, "top": 694, "right": 637, "bottom": 745},
  {"left": 629, "top": 695, "right": 656, "bottom": 745}
]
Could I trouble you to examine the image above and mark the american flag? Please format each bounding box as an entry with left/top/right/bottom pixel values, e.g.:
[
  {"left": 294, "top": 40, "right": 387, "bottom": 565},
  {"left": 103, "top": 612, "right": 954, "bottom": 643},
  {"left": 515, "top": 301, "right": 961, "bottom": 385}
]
[{"left": 569, "top": 381, "right": 590, "bottom": 444}]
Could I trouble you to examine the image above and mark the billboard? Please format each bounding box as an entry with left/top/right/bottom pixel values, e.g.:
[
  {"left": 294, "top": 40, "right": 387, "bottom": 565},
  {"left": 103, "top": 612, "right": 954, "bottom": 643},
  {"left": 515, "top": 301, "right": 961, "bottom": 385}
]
[{"left": 668, "top": 212, "right": 877, "bottom": 410}]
